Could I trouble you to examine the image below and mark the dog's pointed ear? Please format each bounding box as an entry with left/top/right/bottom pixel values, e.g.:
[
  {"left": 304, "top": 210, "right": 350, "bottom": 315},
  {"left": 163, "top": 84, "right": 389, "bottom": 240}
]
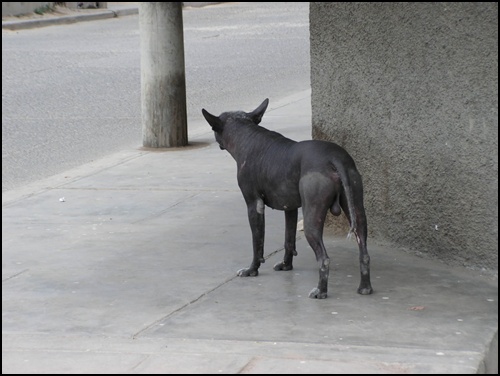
[
  {"left": 248, "top": 98, "right": 269, "bottom": 124},
  {"left": 202, "top": 108, "right": 224, "bottom": 133}
]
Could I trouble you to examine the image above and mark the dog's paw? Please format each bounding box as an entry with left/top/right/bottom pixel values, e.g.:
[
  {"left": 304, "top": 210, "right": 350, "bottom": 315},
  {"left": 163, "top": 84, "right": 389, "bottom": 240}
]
[
  {"left": 308, "top": 287, "right": 327, "bottom": 299},
  {"left": 357, "top": 286, "right": 373, "bottom": 295},
  {"left": 273, "top": 261, "right": 293, "bottom": 271},
  {"left": 237, "top": 267, "right": 258, "bottom": 277}
]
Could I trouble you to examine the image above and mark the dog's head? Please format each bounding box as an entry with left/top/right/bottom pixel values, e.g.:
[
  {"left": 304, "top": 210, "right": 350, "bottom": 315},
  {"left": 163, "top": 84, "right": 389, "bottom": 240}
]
[{"left": 202, "top": 98, "right": 269, "bottom": 150}]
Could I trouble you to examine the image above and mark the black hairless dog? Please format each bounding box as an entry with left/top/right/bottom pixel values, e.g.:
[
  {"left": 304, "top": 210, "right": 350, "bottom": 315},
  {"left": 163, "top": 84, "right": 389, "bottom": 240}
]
[{"left": 202, "top": 99, "right": 372, "bottom": 299}]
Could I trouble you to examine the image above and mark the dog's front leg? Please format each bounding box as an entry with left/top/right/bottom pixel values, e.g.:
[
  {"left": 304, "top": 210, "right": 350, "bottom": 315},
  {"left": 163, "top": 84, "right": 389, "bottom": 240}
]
[
  {"left": 237, "top": 198, "right": 265, "bottom": 277},
  {"left": 274, "top": 209, "right": 298, "bottom": 271}
]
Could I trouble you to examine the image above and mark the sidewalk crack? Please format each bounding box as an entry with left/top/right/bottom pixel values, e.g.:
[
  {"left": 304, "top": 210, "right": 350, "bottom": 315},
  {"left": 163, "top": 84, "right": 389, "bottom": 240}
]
[
  {"left": 132, "top": 273, "right": 238, "bottom": 340},
  {"left": 131, "top": 239, "right": 297, "bottom": 340},
  {"left": 2, "top": 269, "right": 29, "bottom": 283}
]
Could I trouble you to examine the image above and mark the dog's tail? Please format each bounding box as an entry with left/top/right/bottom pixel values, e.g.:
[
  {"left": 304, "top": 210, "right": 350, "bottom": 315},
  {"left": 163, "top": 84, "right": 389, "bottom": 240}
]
[{"left": 332, "top": 161, "right": 357, "bottom": 240}]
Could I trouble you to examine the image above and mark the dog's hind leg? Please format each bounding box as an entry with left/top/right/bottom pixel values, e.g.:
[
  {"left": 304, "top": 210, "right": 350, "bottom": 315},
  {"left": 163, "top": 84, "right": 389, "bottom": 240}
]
[
  {"left": 340, "top": 172, "right": 373, "bottom": 295},
  {"left": 302, "top": 204, "right": 330, "bottom": 299},
  {"left": 299, "top": 173, "right": 336, "bottom": 299},
  {"left": 237, "top": 198, "right": 266, "bottom": 277},
  {"left": 274, "top": 209, "right": 298, "bottom": 271},
  {"left": 352, "top": 208, "right": 373, "bottom": 295}
]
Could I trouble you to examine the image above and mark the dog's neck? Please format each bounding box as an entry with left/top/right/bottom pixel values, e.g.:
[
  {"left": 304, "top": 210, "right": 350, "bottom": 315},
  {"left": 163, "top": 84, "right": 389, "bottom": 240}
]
[{"left": 222, "top": 120, "right": 295, "bottom": 163}]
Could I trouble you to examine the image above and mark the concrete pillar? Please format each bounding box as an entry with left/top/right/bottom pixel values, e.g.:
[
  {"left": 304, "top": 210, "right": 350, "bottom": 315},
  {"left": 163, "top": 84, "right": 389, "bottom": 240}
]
[{"left": 140, "top": 2, "right": 188, "bottom": 148}]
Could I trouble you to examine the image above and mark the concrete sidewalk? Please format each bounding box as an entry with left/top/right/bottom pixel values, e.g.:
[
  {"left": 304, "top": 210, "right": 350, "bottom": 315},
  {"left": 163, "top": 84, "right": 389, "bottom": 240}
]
[{"left": 2, "top": 90, "right": 498, "bottom": 374}]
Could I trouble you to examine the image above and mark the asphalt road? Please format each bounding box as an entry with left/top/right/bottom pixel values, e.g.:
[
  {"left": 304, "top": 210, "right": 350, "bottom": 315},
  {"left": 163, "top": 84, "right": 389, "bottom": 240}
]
[{"left": 2, "top": 2, "right": 310, "bottom": 192}]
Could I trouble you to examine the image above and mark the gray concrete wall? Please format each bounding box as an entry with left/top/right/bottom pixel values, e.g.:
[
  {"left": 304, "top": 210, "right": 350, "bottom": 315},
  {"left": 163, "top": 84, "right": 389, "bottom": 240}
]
[
  {"left": 310, "top": 2, "right": 498, "bottom": 271},
  {"left": 2, "top": 2, "right": 52, "bottom": 16}
]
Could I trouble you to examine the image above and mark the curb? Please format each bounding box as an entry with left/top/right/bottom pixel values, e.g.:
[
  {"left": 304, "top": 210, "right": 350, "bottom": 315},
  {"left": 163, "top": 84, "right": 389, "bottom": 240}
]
[{"left": 2, "top": 8, "right": 138, "bottom": 31}]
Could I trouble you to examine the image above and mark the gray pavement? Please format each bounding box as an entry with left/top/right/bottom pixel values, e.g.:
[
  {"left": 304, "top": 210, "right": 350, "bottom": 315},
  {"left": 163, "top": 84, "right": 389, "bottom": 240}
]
[{"left": 2, "top": 5, "right": 498, "bottom": 375}]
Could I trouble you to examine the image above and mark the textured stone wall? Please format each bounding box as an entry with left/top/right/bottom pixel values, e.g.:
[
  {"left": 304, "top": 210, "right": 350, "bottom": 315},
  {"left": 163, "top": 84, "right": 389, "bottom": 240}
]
[{"left": 310, "top": 2, "right": 498, "bottom": 270}]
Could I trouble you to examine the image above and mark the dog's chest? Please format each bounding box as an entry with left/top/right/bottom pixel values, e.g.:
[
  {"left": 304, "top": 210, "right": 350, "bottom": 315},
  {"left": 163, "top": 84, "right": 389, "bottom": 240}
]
[{"left": 237, "top": 158, "right": 302, "bottom": 210}]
